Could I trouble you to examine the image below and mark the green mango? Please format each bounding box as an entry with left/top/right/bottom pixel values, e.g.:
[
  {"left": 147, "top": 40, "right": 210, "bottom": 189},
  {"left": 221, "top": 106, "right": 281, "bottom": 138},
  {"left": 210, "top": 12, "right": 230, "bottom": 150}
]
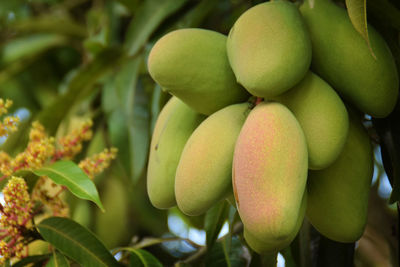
[
  {"left": 300, "top": 0, "right": 399, "bottom": 118},
  {"left": 227, "top": 0, "right": 311, "bottom": 98},
  {"left": 94, "top": 177, "right": 130, "bottom": 249},
  {"left": 306, "top": 112, "right": 373, "bottom": 243},
  {"left": 244, "top": 193, "right": 307, "bottom": 253},
  {"left": 233, "top": 102, "right": 308, "bottom": 248},
  {"left": 271, "top": 72, "right": 349, "bottom": 170},
  {"left": 147, "top": 97, "right": 205, "bottom": 209},
  {"left": 148, "top": 28, "right": 249, "bottom": 115},
  {"left": 175, "top": 103, "right": 250, "bottom": 216}
]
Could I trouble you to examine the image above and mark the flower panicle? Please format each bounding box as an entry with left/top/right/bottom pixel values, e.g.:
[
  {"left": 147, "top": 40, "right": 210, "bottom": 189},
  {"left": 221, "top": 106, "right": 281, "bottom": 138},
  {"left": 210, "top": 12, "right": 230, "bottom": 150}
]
[
  {"left": 0, "top": 177, "right": 33, "bottom": 263},
  {"left": 0, "top": 99, "right": 19, "bottom": 138},
  {"left": 7, "top": 121, "right": 55, "bottom": 175},
  {"left": 79, "top": 147, "right": 118, "bottom": 179},
  {"left": 54, "top": 120, "right": 93, "bottom": 160}
]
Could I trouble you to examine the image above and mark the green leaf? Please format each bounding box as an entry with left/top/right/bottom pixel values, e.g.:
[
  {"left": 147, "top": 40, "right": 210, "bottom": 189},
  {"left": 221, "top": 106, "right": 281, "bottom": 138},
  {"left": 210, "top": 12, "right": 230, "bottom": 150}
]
[
  {"left": 124, "top": 0, "right": 189, "bottom": 56},
  {"left": 36, "top": 46, "right": 125, "bottom": 135},
  {"left": 12, "top": 254, "right": 51, "bottom": 267},
  {"left": 122, "top": 248, "right": 162, "bottom": 267},
  {"left": 104, "top": 56, "right": 150, "bottom": 184},
  {"left": 150, "top": 84, "right": 170, "bottom": 134},
  {"left": 46, "top": 251, "right": 70, "bottom": 267},
  {"left": 205, "top": 237, "right": 248, "bottom": 267},
  {"left": 129, "top": 80, "right": 150, "bottom": 184},
  {"left": 12, "top": 15, "right": 87, "bottom": 38},
  {"left": 170, "top": 0, "right": 218, "bottom": 29},
  {"left": 32, "top": 160, "right": 104, "bottom": 212},
  {"left": 204, "top": 200, "right": 230, "bottom": 249},
  {"left": 37, "top": 217, "right": 120, "bottom": 267},
  {"left": 0, "top": 34, "right": 67, "bottom": 66},
  {"left": 345, "top": 0, "right": 376, "bottom": 58}
]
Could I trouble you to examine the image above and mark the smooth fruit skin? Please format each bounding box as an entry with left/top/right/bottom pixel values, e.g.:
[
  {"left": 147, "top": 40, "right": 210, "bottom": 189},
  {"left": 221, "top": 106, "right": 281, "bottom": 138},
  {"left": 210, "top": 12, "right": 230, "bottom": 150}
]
[
  {"left": 227, "top": 0, "right": 311, "bottom": 98},
  {"left": 233, "top": 102, "right": 308, "bottom": 246},
  {"left": 271, "top": 72, "right": 349, "bottom": 170},
  {"left": 244, "top": 193, "right": 307, "bottom": 253},
  {"left": 175, "top": 103, "right": 250, "bottom": 216},
  {"left": 148, "top": 28, "right": 249, "bottom": 115},
  {"left": 306, "top": 112, "right": 373, "bottom": 243},
  {"left": 300, "top": 0, "right": 399, "bottom": 118},
  {"left": 147, "top": 97, "right": 205, "bottom": 209}
]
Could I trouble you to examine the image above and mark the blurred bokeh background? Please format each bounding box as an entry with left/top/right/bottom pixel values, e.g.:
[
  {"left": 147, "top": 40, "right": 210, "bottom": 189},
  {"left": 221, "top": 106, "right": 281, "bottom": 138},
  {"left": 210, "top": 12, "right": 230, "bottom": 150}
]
[{"left": 0, "top": 0, "right": 399, "bottom": 266}]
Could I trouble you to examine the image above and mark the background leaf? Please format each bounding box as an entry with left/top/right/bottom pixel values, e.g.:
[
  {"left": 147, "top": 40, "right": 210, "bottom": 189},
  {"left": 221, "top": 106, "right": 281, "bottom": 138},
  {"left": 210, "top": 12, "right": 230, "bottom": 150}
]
[
  {"left": 0, "top": 34, "right": 67, "bottom": 66},
  {"left": 204, "top": 200, "right": 230, "bottom": 249},
  {"left": 124, "top": 248, "right": 163, "bottom": 267},
  {"left": 36, "top": 46, "right": 124, "bottom": 135},
  {"left": 33, "top": 160, "right": 104, "bottom": 211},
  {"left": 124, "top": 0, "right": 189, "bottom": 56},
  {"left": 37, "top": 217, "right": 120, "bottom": 267},
  {"left": 204, "top": 237, "right": 248, "bottom": 267}
]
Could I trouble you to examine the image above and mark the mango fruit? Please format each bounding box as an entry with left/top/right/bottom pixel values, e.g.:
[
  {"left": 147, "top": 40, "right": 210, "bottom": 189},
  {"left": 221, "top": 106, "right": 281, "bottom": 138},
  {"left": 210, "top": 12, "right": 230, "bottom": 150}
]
[
  {"left": 94, "top": 177, "right": 130, "bottom": 249},
  {"left": 244, "top": 193, "right": 307, "bottom": 253},
  {"left": 175, "top": 103, "right": 250, "bottom": 216},
  {"left": 147, "top": 97, "right": 205, "bottom": 209},
  {"left": 227, "top": 1, "right": 311, "bottom": 98},
  {"left": 148, "top": 28, "right": 249, "bottom": 115},
  {"left": 306, "top": 112, "right": 373, "bottom": 243},
  {"left": 300, "top": 0, "right": 399, "bottom": 118},
  {"left": 233, "top": 102, "right": 308, "bottom": 247},
  {"left": 271, "top": 72, "right": 349, "bottom": 170}
]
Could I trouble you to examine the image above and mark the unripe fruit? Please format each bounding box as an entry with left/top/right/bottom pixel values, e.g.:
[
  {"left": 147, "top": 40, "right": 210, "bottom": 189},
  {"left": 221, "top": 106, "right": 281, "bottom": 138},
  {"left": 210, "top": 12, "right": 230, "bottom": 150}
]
[
  {"left": 147, "top": 97, "right": 205, "bottom": 209},
  {"left": 271, "top": 72, "right": 349, "bottom": 170},
  {"left": 244, "top": 193, "right": 307, "bottom": 253},
  {"left": 300, "top": 0, "right": 399, "bottom": 118},
  {"left": 175, "top": 103, "right": 250, "bottom": 216},
  {"left": 148, "top": 28, "right": 249, "bottom": 115},
  {"left": 233, "top": 102, "right": 308, "bottom": 245},
  {"left": 227, "top": 0, "right": 311, "bottom": 98},
  {"left": 306, "top": 112, "right": 373, "bottom": 243}
]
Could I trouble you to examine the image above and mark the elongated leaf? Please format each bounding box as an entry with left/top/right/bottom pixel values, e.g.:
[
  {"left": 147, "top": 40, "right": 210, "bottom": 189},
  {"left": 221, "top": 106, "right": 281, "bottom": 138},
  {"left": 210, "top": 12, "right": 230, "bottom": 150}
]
[
  {"left": 346, "top": 0, "right": 376, "bottom": 58},
  {"left": 124, "top": 0, "right": 188, "bottom": 56},
  {"left": 129, "top": 80, "right": 150, "bottom": 184},
  {"left": 12, "top": 254, "right": 51, "bottom": 267},
  {"left": 12, "top": 15, "right": 87, "bottom": 38},
  {"left": 170, "top": 0, "right": 218, "bottom": 30},
  {"left": 121, "top": 248, "right": 162, "bottom": 267},
  {"left": 33, "top": 160, "right": 104, "bottom": 211},
  {"left": 37, "top": 217, "right": 120, "bottom": 267},
  {"left": 150, "top": 84, "right": 170, "bottom": 134},
  {"left": 205, "top": 237, "right": 248, "bottom": 267},
  {"left": 0, "top": 34, "right": 67, "bottom": 66},
  {"left": 205, "top": 200, "right": 230, "bottom": 249},
  {"left": 36, "top": 46, "right": 125, "bottom": 135},
  {"left": 46, "top": 251, "right": 70, "bottom": 267}
]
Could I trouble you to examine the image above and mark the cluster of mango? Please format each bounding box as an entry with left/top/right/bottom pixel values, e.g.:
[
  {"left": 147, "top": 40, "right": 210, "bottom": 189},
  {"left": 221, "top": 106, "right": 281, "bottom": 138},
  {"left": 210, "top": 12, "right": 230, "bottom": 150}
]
[{"left": 146, "top": 0, "right": 399, "bottom": 253}]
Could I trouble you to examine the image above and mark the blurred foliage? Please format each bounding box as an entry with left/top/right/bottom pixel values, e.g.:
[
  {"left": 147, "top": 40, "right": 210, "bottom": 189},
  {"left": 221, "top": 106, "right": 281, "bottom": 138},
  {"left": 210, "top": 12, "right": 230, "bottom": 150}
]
[{"left": 0, "top": 0, "right": 399, "bottom": 266}]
